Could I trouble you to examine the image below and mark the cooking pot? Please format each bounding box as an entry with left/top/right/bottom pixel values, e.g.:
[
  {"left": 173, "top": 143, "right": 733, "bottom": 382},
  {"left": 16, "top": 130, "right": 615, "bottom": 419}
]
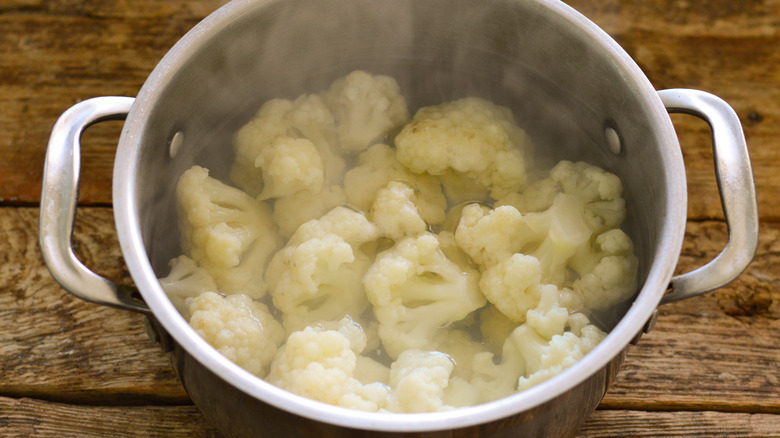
[{"left": 39, "top": 0, "right": 759, "bottom": 436}]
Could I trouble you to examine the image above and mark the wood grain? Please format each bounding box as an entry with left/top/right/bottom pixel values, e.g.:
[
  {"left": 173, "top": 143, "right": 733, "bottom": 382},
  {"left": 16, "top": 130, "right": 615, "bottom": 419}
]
[
  {"left": 0, "top": 397, "right": 220, "bottom": 438},
  {"left": 0, "top": 207, "right": 188, "bottom": 404},
  {"left": 1, "top": 397, "right": 778, "bottom": 438},
  {"left": 576, "top": 410, "right": 780, "bottom": 438},
  {"left": 2, "top": 0, "right": 778, "bottom": 435},
  {"left": 2, "top": 207, "right": 777, "bottom": 410}
]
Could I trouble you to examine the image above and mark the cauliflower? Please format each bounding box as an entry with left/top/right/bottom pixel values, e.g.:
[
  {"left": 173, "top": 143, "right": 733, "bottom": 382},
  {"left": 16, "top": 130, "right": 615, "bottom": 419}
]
[
  {"left": 321, "top": 70, "right": 410, "bottom": 152},
  {"left": 272, "top": 185, "right": 347, "bottom": 238},
  {"left": 158, "top": 255, "right": 218, "bottom": 317},
  {"left": 514, "top": 286, "right": 606, "bottom": 390},
  {"left": 478, "top": 253, "right": 545, "bottom": 323},
  {"left": 549, "top": 160, "right": 626, "bottom": 233},
  {"left": 370, "top": 181, "right": 428, "bottom": 240},
  {"left": 265, "top": 207, "right": 379, "bottom": 332},
  {"left": 497, "top": 160, "right": 626, "bottom": 234},
  {"left": 188, "top": 291, "right": 284, "bottom": 377},
  {"left": 496, "top": 177, "right": 560, "bottom": 214},
  {"left": 394, "top": 97, "right": 532, "bottom": 200},
  {"left": 231, "top": 94, "right": 345, "bottom": 195},
  {"left": 363, "top": 233, "right": 485, "bottom": 359},
  {"left": 176, "top": 165, "right": 281, "bottom": 298},
  {"left": 267, "top": 319, "right": 390, "bottom": 411},
  {"left": 385, "top": 350, "right": 479, "bottom": 412},
  {"left": 343, "top": 144, "right": 446, "bottom": 225},
  {"left": 570, "top": 229, "right": 639, "bottom": 310},
  {"left": 471, "top": 285, "right": 605, "bottom": 401},
  {"left": 455, "top": 193, "right": 593, "bottom": 283},
  {"left": 254, "top": 136, "right": 323, "bottom": 200},
  {"left": 167, "top": 73, "right": 641, "bottom": 412}
]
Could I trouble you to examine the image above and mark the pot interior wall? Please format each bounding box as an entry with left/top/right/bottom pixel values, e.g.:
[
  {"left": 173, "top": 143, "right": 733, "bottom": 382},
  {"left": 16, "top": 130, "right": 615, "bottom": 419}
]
[{"left": 131, "top": 0, "right": 670, "bottom": 330}]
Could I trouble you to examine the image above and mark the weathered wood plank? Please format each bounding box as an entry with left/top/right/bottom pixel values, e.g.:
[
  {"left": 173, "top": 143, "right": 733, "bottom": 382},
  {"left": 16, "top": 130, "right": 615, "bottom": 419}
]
[
  {"left": 0, "top": 397, "right": 220, "bottom": 438},
  {"left": 0, "top": 207, "right": 188, "bottom": 403},
  {"left": 1, "top": 396, "right": 778, "bottom": 438},
  {"left": 576, "top": 410, "right": 780, "bottom": 438},
  {"left": 1, "top": 0, "right": 777, "bottom": 221},
  {"left": 2, "top": 207, "right": 777, "bottom": 412}
]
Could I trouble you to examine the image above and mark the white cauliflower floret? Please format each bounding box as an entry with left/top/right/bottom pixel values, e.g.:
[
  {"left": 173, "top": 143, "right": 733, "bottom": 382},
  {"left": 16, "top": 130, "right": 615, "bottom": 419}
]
[
  {"left": 394, "top": 97, "right": 532, "bottom": 200},
  {"left": 176, "top": 165, "right": 281, "bottom": 298},
  {"left": 363, "top": 233, "right": 485, "bottom": 359},
  {"left": 514, "top": 286, "right": 606, "bottom": 390},
  {"left": 265, "top": 207, "right": 379, "bottom": 332},
  {"left": 158, "top": 255, "right": 218, "bottom": 317},
  {"left": 188, "top": 291, "right": 284, "bottom": 377},
  {"left": 479, "top": 253, "right": 544, "bottom": 323},
  {"left": 570, "top": 229, "right": 639, "bottom": 310},
  {"left": 370, "top": 181, "right": 428, "bottom": 240},
  {"left": 471, "top": 285, "right": 596, "bottom": 401},
  {"left": 321, "top": 70, "right": 410, "bottom": 152},
  {"left": 496, "top": 177, "right": 560, "bottom": 214},
  {"left": 453, "top": 204, "right": 521, "bottom": 268},
  {"left": 267, "top": 320, "right": 390, "bottom": 411},
  {"left": 343, "top": 144, "right": 446, "bottom": 226},
  {"left": 455, "top": 194, "right": 592, "bottom": 283},
  {"left": 254, "top": 136, "right": 323, "bottom": 200},
  {"left": 231, "top": 95, "right": 345, "bottom": 195},
  {"left": 549, "top": 160, "right": 626, "bottom": 233},
  {"left": 385, "top": 350, "right": 479, "bottom": 413},
  {"left": 272, "top": 185, "right": 347, "bottom": 238}
]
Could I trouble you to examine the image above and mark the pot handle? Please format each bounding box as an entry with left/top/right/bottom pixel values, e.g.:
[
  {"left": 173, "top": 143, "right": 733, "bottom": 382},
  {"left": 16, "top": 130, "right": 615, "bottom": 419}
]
[
  {"left": 39, "top": 96, "right": 151, "bottom": 316},
  {"left": 658, "top": 89, "right": 758, "bottom": 303}
]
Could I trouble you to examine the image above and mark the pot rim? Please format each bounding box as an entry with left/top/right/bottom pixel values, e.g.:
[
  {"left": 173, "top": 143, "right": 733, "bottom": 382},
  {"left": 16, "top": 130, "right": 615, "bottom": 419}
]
[{"left": 114, "top": 0, "right": 687, "bottom": 431}]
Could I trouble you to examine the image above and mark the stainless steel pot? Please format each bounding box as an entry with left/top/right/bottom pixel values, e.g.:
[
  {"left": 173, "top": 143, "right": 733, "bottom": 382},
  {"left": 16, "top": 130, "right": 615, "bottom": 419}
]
[{"left": 39, "top": 0, "right": 759, "bottom": 436}]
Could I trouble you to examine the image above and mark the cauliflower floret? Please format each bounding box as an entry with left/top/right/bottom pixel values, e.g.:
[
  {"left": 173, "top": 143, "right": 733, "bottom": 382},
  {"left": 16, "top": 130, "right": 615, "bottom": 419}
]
[
  {"left": 514, "top": 287, "right": 606, "bottom": 390},
  {"left": 343, "top": 144, "right": 446, "bottom": 226},
  {"left": 265, "top": 207, "right": 379, "bottom": 332},
  {"left": 549, "top": 160, "right": 626, "bottom": 233},
  {"left": 255, "top": 136, "right": 323, "bottom": 200},
  {"left": 479, "top": 253, "right": 544, "bottom": 323},
  {"left": 496, "top": 177, "right": 560, "bottom": 214},
  {"left": 272, "top": 185, "right": 347, "bottom": 238},
  {"left": 158, "top": 255, "right": 218, "bottom": 317},
  {"left": 188, "top": 291, "right": 284, "bottom": 377},
  {"left": 570, "top": 229, "right": 639, "bottom": 310},
  {"left": 470, "top": 285, "right": 596, "bottom": 401},
  {"left": 385, "top": 350, "right": 479, "bottom": 413},
  {"left": 455, "top": 194, "right": 592, "bottom": 283},
  {"left": 231, "top": 95, "right": 345, "bottom": 195},
  {"left": 321, "top": 70, "right": 410, "bottom": 153},
  {"left": 363, "top": 233, "right": 486, "bottom": 359},
  {"left": 453, "top": 204, "right": 522, "bottom": 268},
  {"left": 370, "top": 181, "right": 428, "bottom": 240},
  {"left": 176, "top": 165, "right": 281, "bottom": 298},
  {"left": 267, "top": 319, "right": 390, "bottom": 411},
  {"left": 394, "top": 97, "right": 532, "bottom": 200}
]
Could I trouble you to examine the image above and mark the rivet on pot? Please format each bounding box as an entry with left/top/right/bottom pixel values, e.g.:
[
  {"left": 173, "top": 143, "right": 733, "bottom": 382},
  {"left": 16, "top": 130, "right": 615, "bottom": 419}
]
[
  {"left": 169, "top": 131, "right": 184, "bottom": 158},
  {"left": 605, "top": 126, "right": 622, "bottom": 155}
]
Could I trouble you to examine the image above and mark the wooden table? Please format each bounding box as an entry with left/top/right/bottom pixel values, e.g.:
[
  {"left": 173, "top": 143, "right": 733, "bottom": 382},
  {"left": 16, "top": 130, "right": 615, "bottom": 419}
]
[{"left": 1, "top": 0, "right": 778, "bottom": 436}]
